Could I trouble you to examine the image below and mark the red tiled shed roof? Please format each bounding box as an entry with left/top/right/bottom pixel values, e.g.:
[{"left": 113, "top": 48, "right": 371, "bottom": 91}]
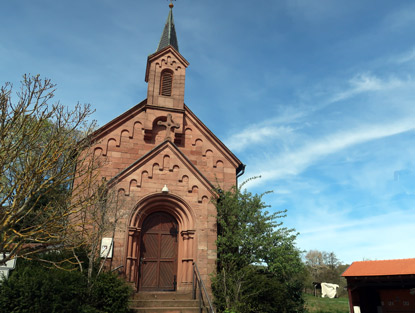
[{"left": 342, "top": 258, "right": 415, "bottom": 277}]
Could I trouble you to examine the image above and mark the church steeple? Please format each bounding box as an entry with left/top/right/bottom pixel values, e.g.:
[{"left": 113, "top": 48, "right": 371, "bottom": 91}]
[
  {"left": 156, "top": 2, "right": 179, "bottom": 52},
  {"left": 145, "top": 3, "right": 188, "bottom": 110}
]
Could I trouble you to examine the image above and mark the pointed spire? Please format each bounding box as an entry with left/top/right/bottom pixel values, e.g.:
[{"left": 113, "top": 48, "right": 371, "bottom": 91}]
[{"left": 156, "top": 2, "right": 179, "bottom": 52}]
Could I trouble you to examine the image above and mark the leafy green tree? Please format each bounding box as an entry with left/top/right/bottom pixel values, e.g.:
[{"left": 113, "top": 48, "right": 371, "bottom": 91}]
[{"left": 212, "top": 179, "right": 306, "bottom": 313}]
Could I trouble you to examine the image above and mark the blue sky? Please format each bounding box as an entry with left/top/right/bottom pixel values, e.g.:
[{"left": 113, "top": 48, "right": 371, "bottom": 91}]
[{"left": 1, "top": 0, "right": 414, "bottom": 264}]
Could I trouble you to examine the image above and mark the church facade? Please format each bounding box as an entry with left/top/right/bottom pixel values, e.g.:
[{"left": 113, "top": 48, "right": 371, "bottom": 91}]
[{"left": 81, "top": 5, "right": 244, "bottom": 292}]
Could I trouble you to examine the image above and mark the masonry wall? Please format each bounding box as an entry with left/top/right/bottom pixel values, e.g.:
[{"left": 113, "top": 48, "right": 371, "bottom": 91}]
[
  {"left": 92, "top": 107, "right": 238, "bottom": 190},
  {"left": 74, "top": 99, "right": 239, "bottom": 291}
]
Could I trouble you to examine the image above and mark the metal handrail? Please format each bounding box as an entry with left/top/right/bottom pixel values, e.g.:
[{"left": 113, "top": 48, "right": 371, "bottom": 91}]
[{"left": 192, "top": 262, "right": 215, "bottom": 313}]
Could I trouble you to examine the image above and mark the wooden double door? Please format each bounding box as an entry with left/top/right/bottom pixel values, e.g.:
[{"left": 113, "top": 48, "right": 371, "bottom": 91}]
[{"left": 139, "top": 212, "right": 178, "bottom": 291}]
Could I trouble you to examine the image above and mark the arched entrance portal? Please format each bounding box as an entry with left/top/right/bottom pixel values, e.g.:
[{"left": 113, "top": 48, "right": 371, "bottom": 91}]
[
  {"left": 139, "top": 212, "right": 178, "bottom": 291},
  {"left": 125, "top": 194, "right": 196, "bottom": 291}
]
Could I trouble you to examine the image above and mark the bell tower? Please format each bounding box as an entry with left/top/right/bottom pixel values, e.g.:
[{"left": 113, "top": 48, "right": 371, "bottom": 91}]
[{"left": 145, "top": 2, "right": 189, "bottom": 110}]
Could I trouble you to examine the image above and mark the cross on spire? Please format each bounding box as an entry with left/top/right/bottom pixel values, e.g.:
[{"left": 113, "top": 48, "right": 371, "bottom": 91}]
[{"left": 157, "top": 114, "right": 180, "bottom": 141}]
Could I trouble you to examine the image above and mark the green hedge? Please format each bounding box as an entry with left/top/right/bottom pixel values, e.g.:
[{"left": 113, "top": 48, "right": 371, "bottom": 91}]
[
  {"left": 0, "top": 260, "right": 132, "bottom": 313},
  {"left": 87, "top": 272, "right": 132, "bottom": 313}
]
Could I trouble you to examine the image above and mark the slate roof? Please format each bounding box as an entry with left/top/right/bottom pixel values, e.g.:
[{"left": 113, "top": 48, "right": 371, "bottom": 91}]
[
  {"left": 342, "top": 258, "right": 415, "bottom": 277},
  {"left": 157, "top": 5, "right": 179, "bottom": 52}
]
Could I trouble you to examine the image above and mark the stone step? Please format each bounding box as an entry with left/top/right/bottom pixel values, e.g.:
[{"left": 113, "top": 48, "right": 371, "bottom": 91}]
[
  {"left": 130, "top": 308, "right": 200, "bottom": 313},
  {"left": 131, "top": 299, "right": 199, "bottom": 307},
  {"left": 129, "top": 291, "right": 206, "bottom": 313},
  {"left": 133, "top": 291, "right": 194, "bottom": 300},
  {"left": 130, "top": 299, "right": 199, "bottom": 308}
]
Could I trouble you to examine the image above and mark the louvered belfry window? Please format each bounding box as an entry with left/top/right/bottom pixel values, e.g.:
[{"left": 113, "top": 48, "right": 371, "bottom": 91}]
[{"left": 160, "top": 70, "right": 173, "bottom": 96}]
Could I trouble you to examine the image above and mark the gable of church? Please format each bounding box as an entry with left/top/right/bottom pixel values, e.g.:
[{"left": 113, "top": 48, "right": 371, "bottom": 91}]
[
  {"left": 107, "top": 140, "right": 214, "bottom": 204},
  {"left": 89, "top": 100, "right": 241, "bottom": 190}
]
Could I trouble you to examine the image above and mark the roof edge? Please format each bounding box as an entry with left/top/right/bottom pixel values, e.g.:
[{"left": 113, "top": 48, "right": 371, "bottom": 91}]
[
  {"left": 107, "top": 140, "right": 216, "bottom": 193},
  {"left": 184, "top": 104, "right": 243, "bottom": 169},
  {"left": 145, "top": 46, "right": 189, "bottom": 82},
  {"left": 87, "top": 99, "right": 147, "bottom": 144}
]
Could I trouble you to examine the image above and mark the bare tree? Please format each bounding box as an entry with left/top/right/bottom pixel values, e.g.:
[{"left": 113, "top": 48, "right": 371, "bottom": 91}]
[
  {"left": 323, "top": 251, "right": 340, "bottom": 271},
  {"left": 0, "top": 74, "right": 98, "bottom": 266},
  {"left": 305, "top": 250, "right": 327, "bottom": 283},
  {"left": 305, "top": 250, "right": 344, "bottom": 285},
  {"left": 72, "top": 176, "right": 129, "bottom": 283},
  {"left": 305, "top": 250, "right": 325, "bottom": 268}
]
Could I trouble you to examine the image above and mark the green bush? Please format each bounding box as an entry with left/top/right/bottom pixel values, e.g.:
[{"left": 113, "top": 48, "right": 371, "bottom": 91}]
[
  {"left": 244, "top": 268, "right": 305, "bottom": 313},
  {"left": 0, "top": 259, "right": 132, "bottom": 313},
  {"left": 88, "top": 272, "right": 132, "bottom": 313},
  {"left": 0, "top": 265, "right": 87, "bottom": 313},
  {"left": 213, "top": 266, "right": 305, "bottom": 313}
]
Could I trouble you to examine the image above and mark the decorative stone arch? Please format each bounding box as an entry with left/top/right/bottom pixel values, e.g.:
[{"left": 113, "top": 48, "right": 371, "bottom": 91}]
[{"left": 125, "top": 193, "right": 196, "bottom": 291}]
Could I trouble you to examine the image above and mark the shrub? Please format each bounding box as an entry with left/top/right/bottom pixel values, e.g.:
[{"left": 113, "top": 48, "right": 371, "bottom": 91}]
[
  {"left": 87, "top": 272, "right": 132, "bottom": 313},
  {"left": 212, "top": 181, "right": 306, "bottom": 313},
  {"left": 213, "top": 266, "right": 305, "bottom": 313},
  {"left": 0, "top": 258, "right": 132, "bottom": 313},
  {"left": 244, "top": 268, "right": 305, "bottom": 313},
  {"left": 0, "top": 264, "right": 87, "bottom": 313}
]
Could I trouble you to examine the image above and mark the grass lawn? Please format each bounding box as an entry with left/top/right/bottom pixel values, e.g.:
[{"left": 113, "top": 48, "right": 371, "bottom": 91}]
[{"left": 304, "top": 293, "right": 349, "bottom": 313}]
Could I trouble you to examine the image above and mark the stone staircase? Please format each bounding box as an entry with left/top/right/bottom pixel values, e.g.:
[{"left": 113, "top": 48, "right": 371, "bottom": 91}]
[{"left": 129, "top": 291, "right": 202, "bottom": 313}]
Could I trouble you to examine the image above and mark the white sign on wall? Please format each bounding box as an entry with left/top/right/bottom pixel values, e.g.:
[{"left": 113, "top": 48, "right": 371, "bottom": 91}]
[
  {"left": 0, "top": 253, "right": 16, "bottom": 269},
  {"left": 100, "top": 238, "right": 113, "bottom": 258},
  {"left": 0, "top": 269, "right": 10, "bottom": 281}
]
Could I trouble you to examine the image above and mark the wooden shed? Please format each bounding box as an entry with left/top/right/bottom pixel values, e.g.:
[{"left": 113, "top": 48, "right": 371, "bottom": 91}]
[{"left": 342, "top": 258, "right": 415, "bottom": 313}]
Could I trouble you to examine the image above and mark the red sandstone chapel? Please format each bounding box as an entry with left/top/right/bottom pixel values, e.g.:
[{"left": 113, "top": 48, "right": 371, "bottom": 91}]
[{"left": 76, "top": 4, "right": 244, "bottom": 292}]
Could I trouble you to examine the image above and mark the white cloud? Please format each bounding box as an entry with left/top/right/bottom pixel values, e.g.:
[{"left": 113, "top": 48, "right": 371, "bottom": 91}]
[
  {"left": 226, "top": 125, "right": 293, "bottom": 152},
  {"left": 296, "top": 209, "right": 415, "bottom": 264},
  {"left": 393, "top": 47, "right": 415, "bottom": 64},
  {"left": 274, "top": 189, "right": 291, "bottom": 195},
  {"left": 330, "top": 73, "right": 404, "bottom": 103},
  {"left": 225, "top": 106, "right": 308, "bottom": 152},
  {"left": 247, "top": 120, "right": 415, "bottom": 187},
  {"left": 228, "top": 67, "right": 414, "bottom": 154}
]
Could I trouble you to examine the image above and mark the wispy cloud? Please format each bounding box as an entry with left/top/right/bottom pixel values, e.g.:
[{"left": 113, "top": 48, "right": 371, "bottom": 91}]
[
  {"left": 226, "top": 125, "right": 294, "bottom": 152},
  {"left": 330, "top": 73, "right": 404, "bottom": 103},
  {"left": 393, "top": 47, "right": 415, "bottom": 64},
  {"left": 296, "top": 209, "right": 415, "bottom": 263},
  {"left": 248, "top": 120, "right": 414, "bottom": 186},
  {"left": 225, "top": 107, "right": 307, "bottom": 152},
  {"left": 227, "top": 66, "right": 414, "bottom": 154}
]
